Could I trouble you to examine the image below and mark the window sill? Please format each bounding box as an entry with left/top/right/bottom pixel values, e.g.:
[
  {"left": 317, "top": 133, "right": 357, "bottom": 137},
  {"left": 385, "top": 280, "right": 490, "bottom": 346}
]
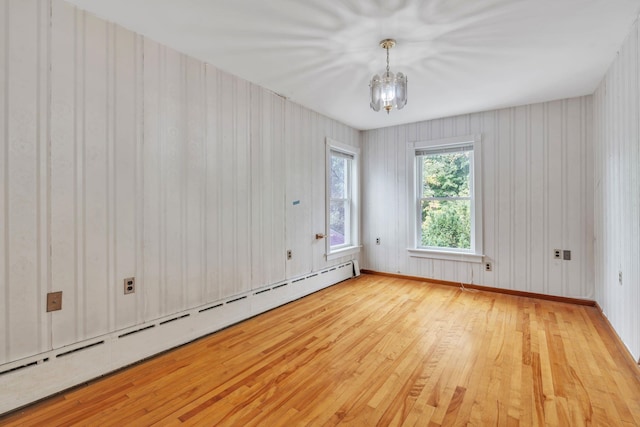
[
  {"left": 407, "top": 248, "right": 484, "bottom": 263},
  {"left": 327, "top": 245, "right": 361, "bottom": 261}
]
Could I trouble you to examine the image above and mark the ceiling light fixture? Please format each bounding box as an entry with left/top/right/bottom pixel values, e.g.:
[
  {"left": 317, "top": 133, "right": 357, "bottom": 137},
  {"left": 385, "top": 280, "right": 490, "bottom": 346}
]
[{"left": 370, "top": 38, "right": 407, "bottom": 114}]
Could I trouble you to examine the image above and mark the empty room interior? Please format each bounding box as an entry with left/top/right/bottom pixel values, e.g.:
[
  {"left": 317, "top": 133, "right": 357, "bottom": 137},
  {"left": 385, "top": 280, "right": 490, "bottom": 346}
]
[{"left": 1, "top": 0, "right": 640, "bottom": 425}]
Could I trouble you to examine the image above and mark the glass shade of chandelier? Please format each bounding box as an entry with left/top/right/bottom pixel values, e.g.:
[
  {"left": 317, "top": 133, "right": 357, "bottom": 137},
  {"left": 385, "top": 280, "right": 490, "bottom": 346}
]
[{"left": 370, "top": 39, "right": 407, "bottom": 114}]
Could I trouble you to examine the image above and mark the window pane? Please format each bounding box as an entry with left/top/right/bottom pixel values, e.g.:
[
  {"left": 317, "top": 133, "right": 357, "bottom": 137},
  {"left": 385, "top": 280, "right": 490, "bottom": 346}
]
[
  {"left": 421, "top": 151, "right": 470, "bottom": 198},
  {"left": 330, "top": 155, "right": 348, "bottom": 199},
  {"left": 330, "top": 200, "right": 347, "bottom": 246},
  {"left": 420, "top": 199, "right": 471, "bottom": 249}
]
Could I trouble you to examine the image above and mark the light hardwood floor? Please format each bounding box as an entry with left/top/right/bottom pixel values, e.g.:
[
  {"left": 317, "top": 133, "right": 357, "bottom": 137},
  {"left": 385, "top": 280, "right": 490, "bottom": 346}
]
[{"left": 2, "top": 274, "right": 640, "bottom": 426}]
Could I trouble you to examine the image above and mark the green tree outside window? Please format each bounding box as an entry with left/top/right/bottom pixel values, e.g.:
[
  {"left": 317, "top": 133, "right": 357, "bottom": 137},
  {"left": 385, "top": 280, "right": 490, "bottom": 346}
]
[{"left": 418, "top": 150, "right": 471, "bottom": 249}]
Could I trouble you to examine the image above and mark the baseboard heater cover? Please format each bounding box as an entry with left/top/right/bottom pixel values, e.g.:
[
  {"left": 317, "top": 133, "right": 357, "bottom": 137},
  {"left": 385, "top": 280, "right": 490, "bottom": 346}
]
[{"left": 0, "top": 261, "right": 354, "bottom": 415}]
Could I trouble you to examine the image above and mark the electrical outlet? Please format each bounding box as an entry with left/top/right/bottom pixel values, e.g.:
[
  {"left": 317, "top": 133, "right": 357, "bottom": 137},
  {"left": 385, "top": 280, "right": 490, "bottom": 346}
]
[
  {"left": 124, "top": 277, "right": 135, "bottom": 294},
  {"left": 46, "top": 291, "right": 63, "bottom": 312},
  {"left": 485, "top": 262, "right": 492, "bottom": 272},
  {"left": 554, "top": 249, "right": 561, "bottom": 259},
  {"left": 287, "top": 250, "right": 292, "bottom": 260},
  {"left": 375, "top": 237, "right": 381, "bottom": 245},
  {"left": 563, "top": 250, "right": 571, "bottom": 261},
  {"left": 619, "top": 271, "right": 623, "bottom": 286}
]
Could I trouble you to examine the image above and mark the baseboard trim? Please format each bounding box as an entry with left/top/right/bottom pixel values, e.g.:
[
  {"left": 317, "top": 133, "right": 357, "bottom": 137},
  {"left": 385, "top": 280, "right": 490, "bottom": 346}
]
[
  {"left": 360, "top": 269, "right": 596, "bottom": 307},
  {"left": 594, "top": 303, "right": 640, "bottom": 374}
]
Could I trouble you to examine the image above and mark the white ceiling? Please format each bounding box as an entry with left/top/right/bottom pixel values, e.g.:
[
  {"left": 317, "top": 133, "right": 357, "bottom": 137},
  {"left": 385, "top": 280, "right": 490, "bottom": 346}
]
[{"left": 65, "top": 0, "right": 640, "bottom": 130}]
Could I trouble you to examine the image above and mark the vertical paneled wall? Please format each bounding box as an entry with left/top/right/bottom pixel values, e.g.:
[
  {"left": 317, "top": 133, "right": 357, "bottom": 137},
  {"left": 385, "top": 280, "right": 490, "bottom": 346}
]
[
  {"left": 0, "top": 0, "right": 359, "bottom": 367},
  {"left": 593, "top": 18, "right": 640, "bottom": 361},
  {"left": 361, "top": 97, "right": 594, "bottom": 299},
  {"left": 0, "top": 0, "right": 50, "bottom": 364},
  {"left": 49, "top": 1, "right": 144, "bottom": 350},
  {"left": 285, "top": 103, "right": 359, "bottom": 278},
  {"left": 250, "top": 85, "right": 286, "bottom": 289}
]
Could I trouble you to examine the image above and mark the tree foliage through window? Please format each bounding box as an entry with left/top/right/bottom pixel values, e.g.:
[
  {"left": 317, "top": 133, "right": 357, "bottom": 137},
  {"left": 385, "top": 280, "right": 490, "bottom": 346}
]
[
  {"left": 330, "top": 153, "right": 350, "bottom": 247},
  {"left": 419, "top": 150, "right": 471, "bottom": 249}
]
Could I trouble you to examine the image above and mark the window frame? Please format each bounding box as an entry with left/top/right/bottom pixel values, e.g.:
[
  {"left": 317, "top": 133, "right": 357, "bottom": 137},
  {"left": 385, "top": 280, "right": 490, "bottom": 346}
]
[
  {"left": 326, "top": 138, "right": 361, "bottom": 260},
  {"left": 406, "top": 134, "right": 484, "bottom": 263}
]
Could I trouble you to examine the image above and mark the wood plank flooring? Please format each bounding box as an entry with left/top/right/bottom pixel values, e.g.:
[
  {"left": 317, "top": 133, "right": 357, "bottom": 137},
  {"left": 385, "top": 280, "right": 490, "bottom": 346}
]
[{"left": 2, "top": 274, "right": 640, "bottom": 426}]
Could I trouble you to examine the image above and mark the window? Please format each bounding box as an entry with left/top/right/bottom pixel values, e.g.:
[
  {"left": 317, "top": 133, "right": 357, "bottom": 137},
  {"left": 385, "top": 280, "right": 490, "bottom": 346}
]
[
  {"left": 407, "top": 135, "right": 483, "bottom": 262},
  {"left": 326, "top": 139, "right": 360, "bottom": 259}
]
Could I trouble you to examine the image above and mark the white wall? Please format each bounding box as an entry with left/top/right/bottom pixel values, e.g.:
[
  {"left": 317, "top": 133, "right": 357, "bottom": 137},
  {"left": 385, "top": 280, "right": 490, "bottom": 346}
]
[
  {"left": 593, "top": 17, "right": 640, "bottom": 362},
  {"left": 0, "top": 0, "right": 359, "bottom": 368},
  {"left": 362, "top": 97, "right": 594, "bottom": 299}
]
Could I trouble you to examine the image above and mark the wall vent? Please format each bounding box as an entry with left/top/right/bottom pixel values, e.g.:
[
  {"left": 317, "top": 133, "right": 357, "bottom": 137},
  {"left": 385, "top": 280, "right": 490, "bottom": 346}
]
[
  {"left": 159, "top": 314, "right": 190, "bottom": 325},
  {"left": 306, "top": 273, "right": 318, "bottom": 279},
  {"left": 254, "top": 288, "right": 271, "bottom": 295},
  {"left": 226, "top": 296, "right": 248, "bottom": 304},
  {"left": 0, "top": 358, "right": 49, "bottom": 377},
  {"left": 118, "top": 324, "right": 155, "bottom": 339},
  {"left": 273, "top": 283, "right": 288, "bottom": 289},
  {"left": 292, "top": 278, "right": 305, "bottom": 284},
  {"left": 199, "top": 303, "right": 223, "bottom": 313},
  {"left": 56, "top": 341, "right": 105, "bottom": 358}
]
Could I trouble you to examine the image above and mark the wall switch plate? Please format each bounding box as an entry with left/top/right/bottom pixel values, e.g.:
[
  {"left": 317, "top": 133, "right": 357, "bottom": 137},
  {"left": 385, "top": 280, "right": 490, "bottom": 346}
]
[
  {"left": 554, "top": 249, "right": 561, "bottom": 259},
  {"left": 47, "top": 291, "right": 63, "bottom": 312},
  {"left": 563, "top": 250, "right": 571, "bottom": 261},
  {"left": 124, "top": 277, "right": 135, "bottom": 294},
  {"left": 485, "top": 262, "right": 492, "bottom": 272}
]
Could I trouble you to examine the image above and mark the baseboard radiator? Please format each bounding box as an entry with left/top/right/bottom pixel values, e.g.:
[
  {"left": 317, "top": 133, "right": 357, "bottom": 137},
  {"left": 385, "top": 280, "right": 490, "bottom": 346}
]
[{"left": 0, "top": 261, "right": 354, "bottom": 415}]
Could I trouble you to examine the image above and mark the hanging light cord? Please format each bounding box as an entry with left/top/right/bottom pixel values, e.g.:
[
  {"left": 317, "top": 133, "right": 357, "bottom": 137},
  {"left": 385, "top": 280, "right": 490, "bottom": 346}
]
[{"left": 386, "top": 45, "right": 390, "bottom": 75}]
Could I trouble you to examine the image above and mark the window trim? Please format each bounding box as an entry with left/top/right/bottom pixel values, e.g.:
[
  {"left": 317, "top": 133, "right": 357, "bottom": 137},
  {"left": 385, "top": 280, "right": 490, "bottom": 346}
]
[
  {"left": 406, "top": 134, "right": 484, "bottom": 262},
  {"left": 326, "top": 138, "right": 361, "bottom": 260}
]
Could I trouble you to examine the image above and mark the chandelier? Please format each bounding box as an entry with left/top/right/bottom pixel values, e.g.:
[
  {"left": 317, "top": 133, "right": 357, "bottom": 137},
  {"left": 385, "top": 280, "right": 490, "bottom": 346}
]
[{"left": 370, "top": 39, "right": 407, "bottom": 114}]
